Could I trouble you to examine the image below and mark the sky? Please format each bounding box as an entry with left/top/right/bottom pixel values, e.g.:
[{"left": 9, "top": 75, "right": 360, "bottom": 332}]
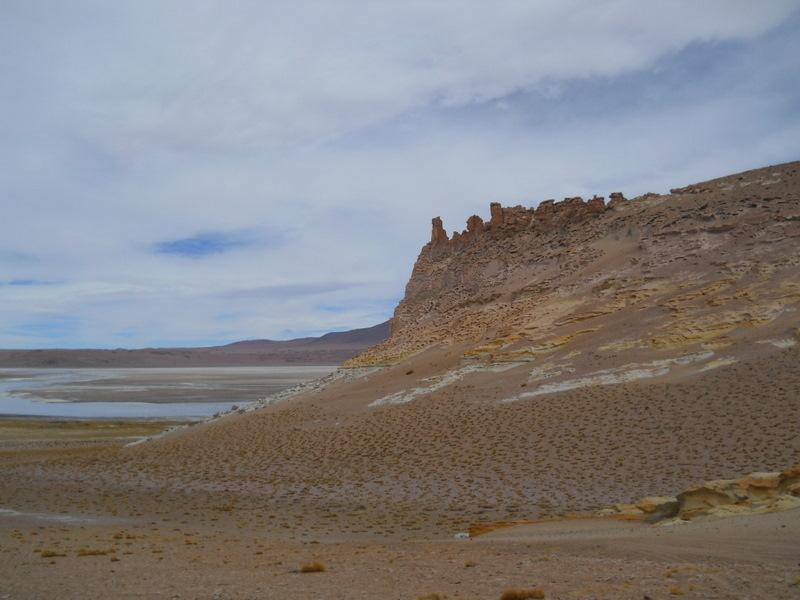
[{"left": 1, "top": 1, "right": 799, "bottom": 348}]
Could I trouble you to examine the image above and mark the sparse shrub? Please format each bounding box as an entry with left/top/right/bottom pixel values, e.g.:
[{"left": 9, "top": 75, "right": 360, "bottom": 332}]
[
  {"left": 669, "top": 587, "right": 684, "bottom": 596},
  {"left": 39, "top": 550, "right": 66, "bottom": 558},
  {"left": 77, "top": 548, "right": 109, "bottom": 557},
  {"left": 416, "top": 595, "right": 447, "bottom": 600},
  {"left": 464, "top": 560, "right": 477, "bottom": 568},
  {"left": 406, "top": 369, "right": 414, "bottom": 375},
  {"left": 500, "top": 589, "right": 545, "bottom": 600},
  {"left": 300, "top": 561, "right": 326, "bottom": 573}
]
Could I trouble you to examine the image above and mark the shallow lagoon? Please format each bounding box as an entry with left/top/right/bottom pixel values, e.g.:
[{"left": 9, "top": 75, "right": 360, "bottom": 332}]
[{"left": 0, "top": 366, "right": 334, "bottom": 419}]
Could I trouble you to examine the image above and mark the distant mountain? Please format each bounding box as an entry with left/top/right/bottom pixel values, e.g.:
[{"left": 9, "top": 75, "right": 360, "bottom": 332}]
[
  {"left": 0, "top": 321, "right": 390, "bottom": 368},
  {"left": 222, "top": 321, "right": 390, "bottom": 350}
]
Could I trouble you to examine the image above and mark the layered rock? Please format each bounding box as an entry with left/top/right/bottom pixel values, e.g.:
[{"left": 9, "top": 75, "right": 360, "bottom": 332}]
[
  {"left": 601, "top": 464, "right": 800, "bottom": 523},
  {"left": 347, "top": 161, "right": 800, "bottom": 367}
]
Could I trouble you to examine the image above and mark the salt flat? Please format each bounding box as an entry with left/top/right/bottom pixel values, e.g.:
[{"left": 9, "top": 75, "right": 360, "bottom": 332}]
[{"left": 0, "top": 366, "right": 334, "bottom": 419}]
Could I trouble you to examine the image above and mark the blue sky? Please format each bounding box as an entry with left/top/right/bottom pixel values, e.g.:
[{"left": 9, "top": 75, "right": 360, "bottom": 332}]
[
  {"left": 155, "top": 231, "right": 259, "bottom": 258},
  {"left": 1, "top": 1, "right": 799, "bottom": 348}
]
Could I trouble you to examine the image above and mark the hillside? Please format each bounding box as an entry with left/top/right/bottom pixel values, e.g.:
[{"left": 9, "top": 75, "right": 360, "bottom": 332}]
[
  {"left": 350, "top": 161, "right": 800, "bottom": 369},
  {"left": 0, "top": 321, "right": 389, "bottom": 367},
  {"left": 6, "top": 160, "right": 794, "bottom": 526}
]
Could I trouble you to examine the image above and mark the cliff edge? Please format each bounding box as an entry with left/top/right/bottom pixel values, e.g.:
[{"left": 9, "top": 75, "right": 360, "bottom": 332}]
[{"left": 347, "top": 161, "right": 800, "bottom": 371}]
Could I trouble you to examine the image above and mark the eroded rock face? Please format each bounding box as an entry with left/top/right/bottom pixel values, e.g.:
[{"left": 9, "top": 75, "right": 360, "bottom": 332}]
[
  {"left": 635, "top": 496, "right": 681, "bottom": 523},
  {"left": 489, "top": 202, "right": 504, "bottom": 228},
  {"left": 608, "top": 191, "right": 626, "bottom": 208},
  {"left": 587, "top": 195, "right": 606, "bottom": 214},
  {"left": 466, "top": 214, "right": 484, "bottom": 236},
  {"left": 347, "top": 161, "right": 800, "bottom": 367},
  {"left": 602, "top": 465, "right": 800, "bottom": 523},
  {"left": 431, "top": 216, "right": 449, "bottom": 245}
]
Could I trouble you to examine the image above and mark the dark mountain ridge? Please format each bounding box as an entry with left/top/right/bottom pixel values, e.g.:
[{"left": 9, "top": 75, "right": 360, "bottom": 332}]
[{"left": 0, "top": 321, "right": 390, "bottom": 368}]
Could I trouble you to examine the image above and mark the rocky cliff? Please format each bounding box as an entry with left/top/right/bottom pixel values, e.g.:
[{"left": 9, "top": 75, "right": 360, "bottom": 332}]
[{"left": 348, "top": 161, "right": 800, "bottom": 369}]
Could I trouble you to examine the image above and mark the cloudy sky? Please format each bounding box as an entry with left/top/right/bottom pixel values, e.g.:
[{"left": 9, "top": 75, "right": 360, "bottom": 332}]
[{"left": 1, "top": 1, "right": 799, "bottom": 348}]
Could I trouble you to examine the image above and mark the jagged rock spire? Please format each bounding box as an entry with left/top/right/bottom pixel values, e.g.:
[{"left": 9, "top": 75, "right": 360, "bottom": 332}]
[{"left": 431, "top": 216, "right": 449, "bottom": 245}]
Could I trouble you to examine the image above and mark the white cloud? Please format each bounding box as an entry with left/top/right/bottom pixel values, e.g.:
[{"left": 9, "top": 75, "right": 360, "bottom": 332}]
[{"left": 0, "top": 1, "right": 798, "bottom": 346}]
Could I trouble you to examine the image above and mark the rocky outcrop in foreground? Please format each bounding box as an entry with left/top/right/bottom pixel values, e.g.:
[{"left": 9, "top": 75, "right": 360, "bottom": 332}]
[{"left": 603, "top": 464, "right": 800, "bottom": 524}]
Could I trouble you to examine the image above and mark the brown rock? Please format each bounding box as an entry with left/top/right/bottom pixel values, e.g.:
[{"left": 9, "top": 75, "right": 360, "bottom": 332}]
[
  {"left": 587, "top": 195, "right": 606, "bottom": 214},
  {"left": 466, "top": 215, "right": 485, "bottom": 236},
  {"left": 346, "top": 160, "right": 800, "bottom": 368},
  {"left": 534, "top": 199, "right": 555, "bottom": 226},
  {"left": 675, "top": 481, "right": 742, "bottom": 520},
  {"left": 431, "top": 216, "right": 449, "bottom": 245},
  {"left": 635, "top": 496, "right": 680, "bottom": 523},
  {"left": 780, "top": 465, "right": 800, "bottom": 491},
  {"left": 608, "top": 192, "right": 626, "bottom": 209},
  {"left": 489, "top": 202, "right": 504, "bottom": 228}
]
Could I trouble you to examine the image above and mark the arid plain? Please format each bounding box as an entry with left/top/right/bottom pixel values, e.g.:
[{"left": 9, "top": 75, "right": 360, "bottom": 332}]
[{"left": 2, "top": 162, "right": 800, "bottom": 599}]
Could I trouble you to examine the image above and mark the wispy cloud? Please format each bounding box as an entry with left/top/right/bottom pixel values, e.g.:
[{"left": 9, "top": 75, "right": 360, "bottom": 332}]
[
  {"left": 0, "top": 279, "right": 54, "bottom": 286},
  {"left": 0, "top": 2, "right": 798, "bottom": 347},
  {"left": 9, "top": 315, "right": 81, "bottom": 342}
]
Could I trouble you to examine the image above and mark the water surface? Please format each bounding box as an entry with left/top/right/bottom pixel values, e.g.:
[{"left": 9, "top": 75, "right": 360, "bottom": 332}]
[{"left": 0, "top": 366, "right": 334, "bottom": 419}]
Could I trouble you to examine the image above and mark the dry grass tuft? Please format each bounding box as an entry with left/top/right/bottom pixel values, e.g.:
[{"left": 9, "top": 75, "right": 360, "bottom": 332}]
[
  {"left": 416, "top": 595, "right": 447, "bottom": 600},
  {"left": 39, "top": 550, "right": 66, "bottom": 558},
  {"left": 669, "top": 586, "right": 685, "bottom": 596},
  {"left": 299, "top": 561, "right": 326, "bottom": 573},
  {"left": 500, "top": 589, "right": 545, "bottom": 600},
  {"left": 77, "top": 548, "right": 110, "bottom": 557}
]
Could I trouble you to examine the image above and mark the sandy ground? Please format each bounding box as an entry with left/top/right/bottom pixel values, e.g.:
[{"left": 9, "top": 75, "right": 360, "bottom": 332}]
[
  {"left": 1, "top": 343, "right": 799, "bottom": 598},
  {"left": 0, "top": 418, "right": 185, "bottom": 450},
  {"left": 1, "top": 505, "right": 798, "bottom": 599}
]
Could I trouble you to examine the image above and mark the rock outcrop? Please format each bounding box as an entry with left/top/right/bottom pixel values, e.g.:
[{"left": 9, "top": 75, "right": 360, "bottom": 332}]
[
  {"left": 601, "top": 464, "right": 800, "bottom": 524},
  {"left": 347, "top": 161, "right": 800, "bottom": 368}
]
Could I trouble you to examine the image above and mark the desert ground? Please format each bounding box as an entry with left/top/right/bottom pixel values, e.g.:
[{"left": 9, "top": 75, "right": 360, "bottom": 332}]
[
  {"left": 1, "top": 343, "right": 799, "bottom": 598},
  {"left": 0, "top": 507, "right": 797, "bottom": 599}
]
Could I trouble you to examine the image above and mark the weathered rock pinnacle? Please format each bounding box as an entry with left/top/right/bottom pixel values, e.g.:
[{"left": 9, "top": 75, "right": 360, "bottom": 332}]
[{"left": 431, "top": 216, "right": 449, "bottom": 245}]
